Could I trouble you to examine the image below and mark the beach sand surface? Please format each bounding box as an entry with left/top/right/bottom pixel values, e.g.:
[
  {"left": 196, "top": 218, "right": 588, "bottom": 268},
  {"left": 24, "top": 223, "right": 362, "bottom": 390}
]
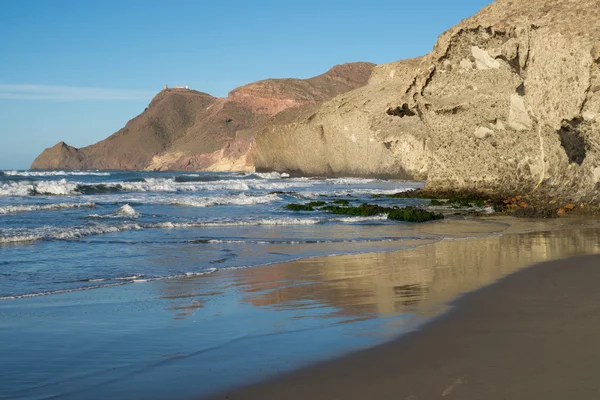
[{"left": 213, "top": 250, "right": 600, "bottom": 399}]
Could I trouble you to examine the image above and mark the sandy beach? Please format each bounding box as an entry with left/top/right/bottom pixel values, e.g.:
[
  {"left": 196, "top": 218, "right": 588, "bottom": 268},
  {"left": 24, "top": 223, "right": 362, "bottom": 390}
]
[{"left": 212, "top": 248, "right": 600, "bottom": 399}]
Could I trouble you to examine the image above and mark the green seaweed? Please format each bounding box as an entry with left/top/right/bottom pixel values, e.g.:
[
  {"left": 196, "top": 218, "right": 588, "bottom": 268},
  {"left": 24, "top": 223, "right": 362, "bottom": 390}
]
[
  {"left": 321, "top": 203, "right": 388, "bottom": 216},
  {"left": 387, "top": 207, "right": 445, "bottom": 222},
  {"left": 286, "top": 201, "right": 444, "bottom": 223},
  {"left": 285, "top": 203, "right": 315, "bottom": 212}
]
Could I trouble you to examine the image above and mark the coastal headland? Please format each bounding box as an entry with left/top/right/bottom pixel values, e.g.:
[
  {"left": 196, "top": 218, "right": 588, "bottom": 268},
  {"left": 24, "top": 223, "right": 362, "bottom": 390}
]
[{"left": 31, "top": 0, "right": 600, "bottom": 209}]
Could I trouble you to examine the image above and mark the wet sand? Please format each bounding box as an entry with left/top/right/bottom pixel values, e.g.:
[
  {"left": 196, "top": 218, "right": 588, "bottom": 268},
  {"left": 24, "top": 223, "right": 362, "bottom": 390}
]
[{"left": 212, "top": 253, "right": 600, "bottom": 400}]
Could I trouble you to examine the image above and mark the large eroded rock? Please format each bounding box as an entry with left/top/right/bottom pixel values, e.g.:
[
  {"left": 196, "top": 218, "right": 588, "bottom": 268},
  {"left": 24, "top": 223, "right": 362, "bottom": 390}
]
[
  {"left": 402, "top": 0, "right": 600, "bottom": 204},
  {"left": 254, "top": 0, "right": 600, "bottom": 203}
]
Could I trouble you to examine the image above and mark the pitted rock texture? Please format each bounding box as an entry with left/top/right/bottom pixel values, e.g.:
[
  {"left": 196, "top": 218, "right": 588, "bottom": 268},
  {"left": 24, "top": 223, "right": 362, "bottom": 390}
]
[
  {"left": 31, "top": 63, "right": 374, "bottom": 171},
  {"left": 402, "top": 0, "right": 600, "bottom": 204}
]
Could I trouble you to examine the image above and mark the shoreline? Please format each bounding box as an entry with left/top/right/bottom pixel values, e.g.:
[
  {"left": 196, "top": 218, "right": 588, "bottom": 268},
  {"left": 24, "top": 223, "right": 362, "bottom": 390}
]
[
  {"left": 1, "top": 215, "right": 593, "bottom": 302},
  {"left": 210, "top": 251, "right": 600, "bottom": 399},
  {"left": 2, "top": 217, "right": 600, "bottom": 399}
]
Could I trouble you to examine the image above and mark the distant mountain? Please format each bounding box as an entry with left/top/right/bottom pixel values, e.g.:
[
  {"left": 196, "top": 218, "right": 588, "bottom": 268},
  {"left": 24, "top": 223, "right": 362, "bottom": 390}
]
[{"left": 31, "top": 62, "right": 375, "bottom": 171}]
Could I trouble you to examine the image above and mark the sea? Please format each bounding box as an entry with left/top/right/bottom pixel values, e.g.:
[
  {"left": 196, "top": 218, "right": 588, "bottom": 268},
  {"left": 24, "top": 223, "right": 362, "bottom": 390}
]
[
  {"left": 0, "top": 170, "right": 426, "bottom": 301},
  {"left": 4, "top": 170, "right": 600, "bottom": 399}
]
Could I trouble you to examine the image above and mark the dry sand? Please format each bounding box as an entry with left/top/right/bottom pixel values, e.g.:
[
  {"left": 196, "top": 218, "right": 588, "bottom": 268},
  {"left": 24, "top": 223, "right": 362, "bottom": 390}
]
[{"left": 212, "top": 251, "right": 600, "bottom": 400}]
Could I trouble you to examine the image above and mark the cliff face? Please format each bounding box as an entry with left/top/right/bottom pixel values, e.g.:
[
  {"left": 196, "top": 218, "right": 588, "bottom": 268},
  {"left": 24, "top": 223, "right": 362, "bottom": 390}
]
[
  {"left": 403, "top": 0, "right": 600, "bottom": 204},
  {"left": 31, "top": 62, "right": 375, "bottom": 171},
  {"left": 253, "top": 0, "right": 600, "bottom": 203},
  {"left": 252, "top": 57, "right": 428, "bottom": 179}
]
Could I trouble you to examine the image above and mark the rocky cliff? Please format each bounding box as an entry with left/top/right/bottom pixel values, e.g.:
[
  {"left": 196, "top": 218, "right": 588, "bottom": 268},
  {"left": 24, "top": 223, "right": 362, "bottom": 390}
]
[
  {"left": 253, "top": 0, "right": 600, "bottom": 204},
  {"left": 31, "top": 63, "right": 375, "bottom": 171}
]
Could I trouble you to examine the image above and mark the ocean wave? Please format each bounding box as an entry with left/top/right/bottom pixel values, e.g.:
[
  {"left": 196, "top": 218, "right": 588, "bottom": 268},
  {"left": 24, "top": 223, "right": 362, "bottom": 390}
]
[
  {"left": 0, "top": 223, "right": 144, "bottom": 244},
  {"left": 0, "top": 177, "right": 320, "bottom": 196},
  {"left": 0, "top": 202, "right": 96, "bottom": 215},
  {"left": 1, "top": 170, "right": 111, "bottom": 177},
  {"left": 251, "top": 172, "right": 291, "bottom": 179},
  {"left": 0, "top": 179, "right": 79, "bottom": 196},
  {"left": 0, "top": 215, "right": 389, "bottom": 245},
  {"left": 168, "top": 193, "right": 281, "bottom": 207},
  {"left": 87, "top": 204, "right": 140, "bottom": 219}
]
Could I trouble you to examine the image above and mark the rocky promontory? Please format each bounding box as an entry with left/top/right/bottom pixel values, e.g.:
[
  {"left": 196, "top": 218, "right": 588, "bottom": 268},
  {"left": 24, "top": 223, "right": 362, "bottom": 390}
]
[
  {"left": 253, "top": 0, "right": 600, "bottom": 204},
  {"left": 31, "top": 63, "right": 375, "bottom": 171}
]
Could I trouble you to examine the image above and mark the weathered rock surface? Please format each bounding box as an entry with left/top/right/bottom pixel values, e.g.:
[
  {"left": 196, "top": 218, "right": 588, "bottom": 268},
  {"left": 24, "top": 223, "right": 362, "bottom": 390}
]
[
  {"left": 31, "top": 63, "right": 375, "bottom": 171},
  {"left": 253, "top": 0, "right": 600, "bottom": 203},
  {"left": 403, "top": 0, "right": 600, "bottom": 204},
  {"left": 252, "top": 57, "right": 429, "bottom": 179}
]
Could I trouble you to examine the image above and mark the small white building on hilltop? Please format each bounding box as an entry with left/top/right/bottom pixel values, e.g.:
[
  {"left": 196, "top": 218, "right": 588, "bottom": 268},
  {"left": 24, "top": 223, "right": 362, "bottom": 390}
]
[{"left": 163, "top": 84, "right": 190, "bottom": 90}]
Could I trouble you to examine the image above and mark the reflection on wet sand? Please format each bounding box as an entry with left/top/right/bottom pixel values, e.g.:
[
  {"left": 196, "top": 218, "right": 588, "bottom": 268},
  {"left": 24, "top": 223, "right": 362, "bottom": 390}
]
[{"left": 226, "top": 225, "right": 600, "bottom": 325}]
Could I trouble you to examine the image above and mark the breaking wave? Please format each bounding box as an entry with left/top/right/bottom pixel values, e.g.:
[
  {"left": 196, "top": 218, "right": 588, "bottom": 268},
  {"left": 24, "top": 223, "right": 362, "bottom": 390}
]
[
  {"left": 0, "top": 178, "right": 316, "bottom": 196},
  {"left": 0, "top": 202, "right": 96, "bottom": 215},
  {"left": 0, "top": 223, "right": 144, "bottom": 244},
  {"left": 251, "top": 172, "right": 291, "bottom": 179},
  {"left": 0, "top": 215, "right": 390, "bottom": 245},
  {"left": 87, "top": 204, "right": 140, "bottom": 219},
  {"left": 168, "top": 193, "right": 281, "bottom": 207},
  {"left": 0, "top": 175, "right": 411, "bottom": 197}
]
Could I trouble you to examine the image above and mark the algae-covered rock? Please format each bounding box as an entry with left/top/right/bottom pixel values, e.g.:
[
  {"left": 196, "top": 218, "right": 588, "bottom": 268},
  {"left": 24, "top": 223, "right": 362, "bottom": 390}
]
[
  {"left": 285, "top": 204, "right": 315, "bottom": 212},
  {"left": 388, "top": 207, "right": 444, "bottom": 223}
]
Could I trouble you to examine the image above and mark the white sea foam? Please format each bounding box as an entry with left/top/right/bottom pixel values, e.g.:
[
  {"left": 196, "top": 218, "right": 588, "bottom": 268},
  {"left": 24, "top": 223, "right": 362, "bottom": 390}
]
[
  {"left": 148, "top": 218, "right": 323, "bottom": 229},
  {"left": 0, "top": 181, "right": 35, "bottom": 196},
  {"left": 88, "top": 204, "right": 140, "bottom": 219},
  {"left": 2, "top": 170, "right": 110, "bottom": 177},
  {"left": 169, "top": 194, "right": 281, "bottom": 207},
  {"left": 0, "top": 202, "right": 95, "bottom": 215},
  {"left": 0, "top": 176, "right": 324, "bottom": 197},
  {"left": 0, "top": 179, "right": 80, "bottom": 196},
  {"left": 116, "top": 204, "right": 140, "bottom": 218},
  {"left": 0, "top": 223, "right": 144, "bottom": 244},
  {"left": 253, "top": 172, "right": 290, "bottom": 179},
  {"left": 0, "top": 213, "right": 389, "bottom": 245}
]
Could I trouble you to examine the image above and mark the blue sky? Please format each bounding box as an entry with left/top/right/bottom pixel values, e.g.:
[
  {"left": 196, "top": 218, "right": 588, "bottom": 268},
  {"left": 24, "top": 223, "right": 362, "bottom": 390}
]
[{"left": 0, "top": 0, "right": 492, "bottom": 169}]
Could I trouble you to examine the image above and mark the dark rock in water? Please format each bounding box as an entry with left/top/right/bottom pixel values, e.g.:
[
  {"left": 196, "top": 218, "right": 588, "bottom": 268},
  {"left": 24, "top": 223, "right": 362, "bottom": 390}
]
[
  {"left": 388, "top": 207, "right": 444, "bottom": 223},
  {"left": 285, "top": 204, "right": 315, "bottom": 212},
  {"left": 321, "top": 204, "right": 388, "bottom": 217},
  {"left": 285, "top": 200, "right": 444, "bottom": 223}
]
